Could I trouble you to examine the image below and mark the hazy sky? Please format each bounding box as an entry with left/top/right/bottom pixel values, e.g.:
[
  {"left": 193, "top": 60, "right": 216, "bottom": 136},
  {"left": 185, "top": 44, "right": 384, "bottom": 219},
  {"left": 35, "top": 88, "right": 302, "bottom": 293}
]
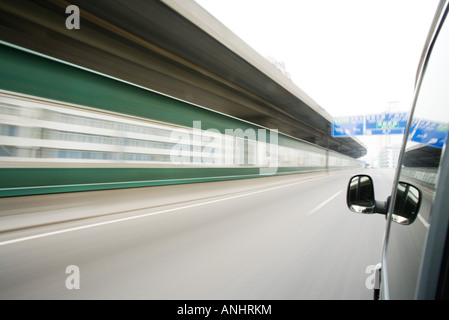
[{"left": 195, "top": 0, "right": 439, "bottom": 118}]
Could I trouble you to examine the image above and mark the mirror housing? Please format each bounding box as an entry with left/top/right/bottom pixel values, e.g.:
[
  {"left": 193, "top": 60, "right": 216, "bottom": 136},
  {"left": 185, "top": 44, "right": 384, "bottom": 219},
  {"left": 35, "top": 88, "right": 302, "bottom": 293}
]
[
  {"left": 346, "top": 175, "right": 422, "bottom": 225},
  {"left": 347, "top": 175, "right": 376, "bottom": 213},
  {"left": 392, "top": 182, "right": 422, "bottom": 225}
]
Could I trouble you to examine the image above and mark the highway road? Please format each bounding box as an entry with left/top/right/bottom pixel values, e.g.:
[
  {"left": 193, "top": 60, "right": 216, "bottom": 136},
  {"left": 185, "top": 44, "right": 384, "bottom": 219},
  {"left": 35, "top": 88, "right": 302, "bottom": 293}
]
[{"left": 0, "top": 169, "right": 393, "bottom": 299}]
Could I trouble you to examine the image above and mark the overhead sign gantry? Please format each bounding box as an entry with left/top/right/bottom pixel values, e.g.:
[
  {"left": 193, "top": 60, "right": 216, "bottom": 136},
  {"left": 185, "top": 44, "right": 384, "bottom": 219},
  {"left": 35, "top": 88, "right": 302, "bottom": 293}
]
[
  {"left": 333, "top": 112, "right": 448, "bottom": 149},
  {"left": 332, "top": 112, "right": 409, "bottom": 137}
]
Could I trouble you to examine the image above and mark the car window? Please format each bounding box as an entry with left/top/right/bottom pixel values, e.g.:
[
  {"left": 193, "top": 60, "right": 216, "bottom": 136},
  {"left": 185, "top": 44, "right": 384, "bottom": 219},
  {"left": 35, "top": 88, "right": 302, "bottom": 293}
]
[{"left": 385, "top": 7, "right": 449, "bottom": 299}]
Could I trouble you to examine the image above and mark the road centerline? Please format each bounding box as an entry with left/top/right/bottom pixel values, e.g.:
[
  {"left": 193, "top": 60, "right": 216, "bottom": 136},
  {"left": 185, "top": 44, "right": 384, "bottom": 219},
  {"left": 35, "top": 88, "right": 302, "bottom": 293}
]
[{"left": 306, "top": 190, "right": 343, "bottom": 216}]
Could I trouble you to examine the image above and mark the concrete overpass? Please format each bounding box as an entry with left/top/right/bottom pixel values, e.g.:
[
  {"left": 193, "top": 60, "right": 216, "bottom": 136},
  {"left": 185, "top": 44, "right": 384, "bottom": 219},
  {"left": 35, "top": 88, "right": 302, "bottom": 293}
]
[{"left": 0, "top": 0, "right": 366, "bottom": 158}]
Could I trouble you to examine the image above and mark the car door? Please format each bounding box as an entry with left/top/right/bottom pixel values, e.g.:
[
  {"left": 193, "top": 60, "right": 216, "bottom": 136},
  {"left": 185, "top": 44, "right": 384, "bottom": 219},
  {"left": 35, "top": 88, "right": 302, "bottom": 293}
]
[{"left": 382, "top": 0, "right": 449, "bottom": 299}]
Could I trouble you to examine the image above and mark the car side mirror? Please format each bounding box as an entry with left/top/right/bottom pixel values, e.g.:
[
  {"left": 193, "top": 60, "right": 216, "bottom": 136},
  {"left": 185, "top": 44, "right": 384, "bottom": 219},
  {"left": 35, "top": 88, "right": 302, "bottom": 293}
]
[
  {"left": 346, "top": 175, "right": 422, "bottom": 224},
  {"left": 347, "top": 175, "right": 376, "bottom": 213},
  {"left": 392, "top": 182, "right": 422, "bottom": 225}
]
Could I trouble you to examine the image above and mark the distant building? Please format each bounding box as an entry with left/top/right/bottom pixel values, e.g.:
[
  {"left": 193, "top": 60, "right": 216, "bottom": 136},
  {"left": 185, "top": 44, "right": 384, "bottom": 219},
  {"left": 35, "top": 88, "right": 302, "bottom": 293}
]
[{"left": 379, "top": 144, "right": 401, "bottom": 168}]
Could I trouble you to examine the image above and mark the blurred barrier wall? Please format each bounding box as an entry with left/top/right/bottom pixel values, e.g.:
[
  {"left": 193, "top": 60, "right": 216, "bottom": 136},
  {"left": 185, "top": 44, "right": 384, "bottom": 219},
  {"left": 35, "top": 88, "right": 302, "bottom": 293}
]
[{"left": 0, "top": 42, "right": 362, "bottom": 197}]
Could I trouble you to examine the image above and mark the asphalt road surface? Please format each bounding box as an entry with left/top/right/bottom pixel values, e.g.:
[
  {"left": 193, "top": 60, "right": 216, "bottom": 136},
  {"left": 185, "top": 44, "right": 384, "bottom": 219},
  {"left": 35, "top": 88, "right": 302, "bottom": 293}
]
[{"left": 0, "top": 169, "right": 393, "bottom": 299}]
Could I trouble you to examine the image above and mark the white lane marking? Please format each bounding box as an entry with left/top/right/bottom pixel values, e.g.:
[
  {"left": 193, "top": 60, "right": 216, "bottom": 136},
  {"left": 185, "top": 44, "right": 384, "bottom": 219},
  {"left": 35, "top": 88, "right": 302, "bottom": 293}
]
[
  {"left": 418, "top": 214, "right": 430, "bottom": 229},
  {"left": 306, "top": 190, "right": 343, "bottom": 216},
  {"left": 0, "top": 176, "right": 328, "bottom": 246}
]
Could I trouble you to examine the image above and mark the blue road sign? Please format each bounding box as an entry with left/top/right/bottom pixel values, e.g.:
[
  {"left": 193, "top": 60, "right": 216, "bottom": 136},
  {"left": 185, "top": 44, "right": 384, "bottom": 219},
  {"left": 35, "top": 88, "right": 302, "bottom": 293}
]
[
  {"left": 332, "top": 112, "right": 412, "bottom": 137},
  {"left": 370, "top": 128, "right": 405, "bottom": 135},
  {"left": 409, "top": 119, "right": 449, "bottom": 149},
  {"left": 365, "top": 112, "right": 409, "bottom": 135},
  {"left": 332, "top": 116, "right": 364, "bottom": 137}
]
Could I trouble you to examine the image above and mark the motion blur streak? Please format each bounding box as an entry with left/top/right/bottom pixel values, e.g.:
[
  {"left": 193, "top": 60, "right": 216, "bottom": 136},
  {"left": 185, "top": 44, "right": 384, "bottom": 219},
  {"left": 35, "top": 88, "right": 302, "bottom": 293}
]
[{"left": 0, "top": 169, "right": 391, "bottom": 299}]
